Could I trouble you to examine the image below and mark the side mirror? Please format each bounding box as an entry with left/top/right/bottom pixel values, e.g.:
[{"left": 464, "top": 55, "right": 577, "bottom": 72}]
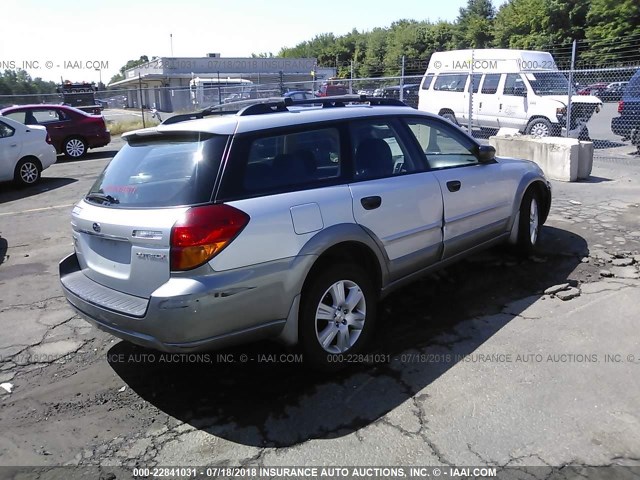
[
  {"left": 514, "top": 86, "right": 527, "bottom": 97},
  {"left": 477, "top": 144, "right": 496, "bottom": 163}
]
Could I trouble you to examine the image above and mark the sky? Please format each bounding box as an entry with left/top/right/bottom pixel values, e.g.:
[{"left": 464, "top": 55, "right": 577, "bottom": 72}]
[{"left": 1, "top": 0, "right": 470, "bottom": 84}]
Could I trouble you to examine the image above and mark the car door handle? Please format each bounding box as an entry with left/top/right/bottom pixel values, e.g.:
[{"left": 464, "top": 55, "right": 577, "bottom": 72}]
[
  {"left": 10, "top": 144, "right": 17, "bottom": 147},
  {"left": 360, "top": 196, "right": 382, "bottom": 210},
  {"left": 447, "top": 180, "right": 461, "bottom": 192}
]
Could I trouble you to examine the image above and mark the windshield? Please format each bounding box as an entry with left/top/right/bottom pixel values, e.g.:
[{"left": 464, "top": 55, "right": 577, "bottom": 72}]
[
  {"left": 86, "top": 133, "right": 228, "bottom": 208},
  {"left": 526, "top": 72, "right": 575, "bottom": 96}
]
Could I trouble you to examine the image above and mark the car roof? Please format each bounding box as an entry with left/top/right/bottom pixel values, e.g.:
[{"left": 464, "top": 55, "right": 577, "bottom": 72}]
[
  {"left": 0, "top": 104, "right": 87, "bottom": 114},
  {"left": 142, "top": 104, "right": 436, "bottom": 137}
]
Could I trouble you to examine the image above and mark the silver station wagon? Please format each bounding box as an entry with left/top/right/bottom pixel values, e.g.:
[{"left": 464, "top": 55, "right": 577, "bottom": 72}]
[{"left": 59, "top": 96, "right": 551, "bottom": 369}]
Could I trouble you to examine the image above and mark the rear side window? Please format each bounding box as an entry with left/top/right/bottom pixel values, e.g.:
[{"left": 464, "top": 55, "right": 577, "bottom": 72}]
[
  {"left": 481, "top": 74, "right": 501, "bottom": 94},
  {"left": 421, "top": 74, "right": 434, "bottom": 90},
  {"left": 433, "top": 74, "right": 468, "bottom": 92},
  {"left": 86, "top": 133, "right": 227, "bottom": 208},
  {"left": 241, "top": 127, "right": 341, "bottom": 193},
  {"left": 3, "top": 111, "right": 26, "bottom": 123}
]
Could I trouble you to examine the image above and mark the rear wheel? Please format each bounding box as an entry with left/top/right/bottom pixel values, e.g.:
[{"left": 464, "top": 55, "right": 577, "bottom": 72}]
[
  {"left": 516, "top": 188, "right": 542, "bottom": 255},
  {"left": 14, "top": 158, "right": 41, "bottom": 187},
  {"left": 300, "top": 264, "right": 376, "bottom": 370},
  {"left": 64, "top": 137, "right": 87, "bottom": 158}
]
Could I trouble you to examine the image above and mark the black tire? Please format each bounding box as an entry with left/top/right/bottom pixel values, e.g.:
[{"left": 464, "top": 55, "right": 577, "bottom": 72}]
[
  {"left": 525, "top": 118, "right": 553, "bottom": 137},
  {"left": 63, "top": 137, "right": 87, "bottom": 158},
  {"left": 13, "top": 158, "right": 41, "bottom": 187},
  {"left": 299, "top": 264, "right": 376, "bottom": 371},
  {"left": 516, "top": 188, "right": 542, "bottom": 256},
  {"left": 440, "top": 112, "right": 458, "bottom": 126}
]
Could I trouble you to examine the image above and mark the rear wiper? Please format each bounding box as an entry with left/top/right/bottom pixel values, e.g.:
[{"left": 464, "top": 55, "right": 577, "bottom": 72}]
[{"left": 85, "top": 193, "right": 120, "bottom": 205}]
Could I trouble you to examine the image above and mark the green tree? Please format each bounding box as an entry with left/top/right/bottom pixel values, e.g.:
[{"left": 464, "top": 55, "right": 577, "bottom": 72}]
[
  {"left": 584, "top": 0, "right": 640, "bottom": 65},
  {"left": 454, "top": 0, "right": 496, "bottom": 48}
]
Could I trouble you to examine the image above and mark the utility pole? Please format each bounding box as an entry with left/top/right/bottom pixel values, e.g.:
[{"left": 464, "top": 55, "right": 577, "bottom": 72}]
[
  {"left": 467, "top": 49, "right": 474, "bottom": 133},
  {"left": 170, "top": 33, "right": 174, "bottom": 56},
  {"left": 138, "top": 73, "right": 145, "bottom": 128},
  {"left": 566, "top": 39, "right": 577, "bottom": 137},
  {"left": 400, "top": 56, "right": 405, "bottom": 102}
]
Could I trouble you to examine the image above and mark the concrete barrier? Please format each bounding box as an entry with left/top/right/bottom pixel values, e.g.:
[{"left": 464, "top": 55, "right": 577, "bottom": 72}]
[{"left": 489, "top": 134, "right": 593, "bottom": 182}]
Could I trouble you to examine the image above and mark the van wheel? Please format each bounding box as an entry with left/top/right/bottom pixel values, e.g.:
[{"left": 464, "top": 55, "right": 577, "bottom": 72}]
[
  {"left": 526, "top": 118, "right": 553, "bottom": 137},
  {"left": 516, "top": 188, "right": 542, "bottom": 255},
  {"left": 300, "top": 264, "right": 376, "bottom": 371},
  {"left": 14, "top": 158, "right": 41, "bottom": 187},
  {"left": 441, "top": 112, "right": 458, "bottom": 126}
]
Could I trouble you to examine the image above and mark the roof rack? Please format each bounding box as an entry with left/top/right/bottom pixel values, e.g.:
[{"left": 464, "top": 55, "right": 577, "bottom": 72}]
[{"left": 162, "top": 95, "right": 408, "bottom": 124}]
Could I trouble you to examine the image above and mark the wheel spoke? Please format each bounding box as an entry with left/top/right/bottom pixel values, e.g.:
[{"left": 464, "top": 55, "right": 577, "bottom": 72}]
[
  {"left": 318, "top": 324, "right": 338, "bottom": 349},
  {"left": 316, "top": 302, "right": 335, "bottom": 321},
  {"left": 344, "top": 286, "right": 363, "bottom": 311},
  {"left": 336, "top": 328, "right": 350, "bottom": 352},
  {"left": 330, "top": 281, "right": 346, "bottom": 306},
  {"left": 346, "top": 311, "right": 365, "bottom": 330}
]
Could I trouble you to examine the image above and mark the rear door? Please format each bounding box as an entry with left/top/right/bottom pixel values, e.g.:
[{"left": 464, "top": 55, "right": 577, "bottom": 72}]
[
  {"left": 347, "top": 118, "right": 444, "bottom": 279},
  {"left": 30, "top": 108, "right": 71, "bottom": 149},
  {"left": 402, "top": 116, "right": 518, "bottom": 259},
  {"left": 475, "top": 74, "right": 501, "bottom": 128}
]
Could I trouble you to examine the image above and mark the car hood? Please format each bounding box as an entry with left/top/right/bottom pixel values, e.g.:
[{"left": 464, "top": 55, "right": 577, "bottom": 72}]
[{"left": 543, "top": 95, "right": 602, "bottom": 107}]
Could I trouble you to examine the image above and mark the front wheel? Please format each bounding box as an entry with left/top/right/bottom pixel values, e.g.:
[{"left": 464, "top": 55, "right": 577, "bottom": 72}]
[
  {"left": 516, "top": 188, "right": 542, "bottom": 255},
  {"left": 300, "top": 264, "right": 376, "bottom": 370},
  {"left": 14, "top": 158, "right": 41, "bottom": 187},
  {"left": 525, "top": 118, "right": 553, "bottom": 137},
  {"left": 64, "top": 137, "right": 87, "bottom": 158}
]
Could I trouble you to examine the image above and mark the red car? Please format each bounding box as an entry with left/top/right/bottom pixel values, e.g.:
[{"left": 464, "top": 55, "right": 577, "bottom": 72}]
[
  {"left": 0, "top": 104, "right": 110, "bottom": 158},
  {"left": 577, "top": 82, "right": 608, "bottom": 96}
]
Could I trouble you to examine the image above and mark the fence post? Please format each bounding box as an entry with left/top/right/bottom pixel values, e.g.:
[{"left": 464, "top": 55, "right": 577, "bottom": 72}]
[
  {"left": 400, "top": 56, "right": 405, "bottom": 102},
  {"left": 467, "top": 49, "right": 474, "bottom": 133},
  {"left": 566, "top": 39, "right": 577, "bottom": 137},
  {"left": 350, "top": 61, "right": 354, "bottom": 94},
  {"left": 138, "top": 73, "right": 145, "bottom": 128}
]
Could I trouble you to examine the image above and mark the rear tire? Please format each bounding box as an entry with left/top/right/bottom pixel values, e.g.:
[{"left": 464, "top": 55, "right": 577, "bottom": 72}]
[
  {"left": 516, "top": 188, "right": 542, "bottom": 255},
  {"left": 64, "top": 137, "right": 87, "bottom": 158},
  {"left": 299, "top": 264, "right": 376, "bottom": 371},
  {"left": 13, "top": 158, "right": 41, "bottom": 187}
]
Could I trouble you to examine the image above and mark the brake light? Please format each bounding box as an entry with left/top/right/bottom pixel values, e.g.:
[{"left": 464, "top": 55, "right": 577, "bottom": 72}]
[
  {"left": 170, "top": 204, "right": 249, "bottom": 271},
  {"left": 618, "top": 101, "right": 624, "bottom": 114}
]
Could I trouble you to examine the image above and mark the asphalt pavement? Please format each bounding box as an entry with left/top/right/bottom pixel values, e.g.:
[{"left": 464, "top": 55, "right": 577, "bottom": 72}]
[{"left": 0, "top": 131, "right": 639, "bottom": 477}]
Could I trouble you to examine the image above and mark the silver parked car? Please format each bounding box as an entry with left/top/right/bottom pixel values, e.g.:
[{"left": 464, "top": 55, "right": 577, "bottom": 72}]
[{"left": 59, "top": 95, "right": 551, "bottom": 369}]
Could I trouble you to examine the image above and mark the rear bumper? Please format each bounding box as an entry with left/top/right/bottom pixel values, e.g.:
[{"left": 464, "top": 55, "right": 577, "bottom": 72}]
[
  {"left": 88, "top": 131, "right": 111, "bottom": 149},
  {"left": 59, "top": 252, "right": 314, "bottom": 352}
]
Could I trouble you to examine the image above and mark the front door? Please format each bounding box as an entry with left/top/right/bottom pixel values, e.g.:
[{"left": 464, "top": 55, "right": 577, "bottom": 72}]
[{"left": 402, "top": 116, "right": 517, "bottom": 259}]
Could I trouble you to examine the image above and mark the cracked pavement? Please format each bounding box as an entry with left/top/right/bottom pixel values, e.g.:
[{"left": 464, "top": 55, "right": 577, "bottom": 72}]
[{"left": 0, "top": 141, "right": 639, "bottom": 476}]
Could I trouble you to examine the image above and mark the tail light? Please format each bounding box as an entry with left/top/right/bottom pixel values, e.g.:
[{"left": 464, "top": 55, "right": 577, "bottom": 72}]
[
  {"left": 618, "top": 101, "right": 624, "bottom": 114},
  {"left": 45, "top": 133, "right": 52, "bottom": 144},
  {"left": 170, "top": 204, "right": 249, "bottom": 271}
]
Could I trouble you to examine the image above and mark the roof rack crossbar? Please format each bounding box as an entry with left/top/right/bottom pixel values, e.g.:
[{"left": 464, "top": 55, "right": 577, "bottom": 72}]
[{"left": 161, "top": 94, "right": 408, "bottom": 124}]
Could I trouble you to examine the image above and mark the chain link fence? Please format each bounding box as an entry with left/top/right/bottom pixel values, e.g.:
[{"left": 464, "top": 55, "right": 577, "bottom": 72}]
[{"left": 1, "top": 53, "right": 638, "bottom": 160}]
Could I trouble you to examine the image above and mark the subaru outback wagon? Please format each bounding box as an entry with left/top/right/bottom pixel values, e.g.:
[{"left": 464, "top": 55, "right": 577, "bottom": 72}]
[{"left": 59, "top": 96, "right": 551, "bottom": 369}]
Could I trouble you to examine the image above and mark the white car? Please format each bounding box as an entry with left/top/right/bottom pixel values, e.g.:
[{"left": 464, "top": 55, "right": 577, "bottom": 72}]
[{"left": 0, "top": 116, "right": 57, "bottom": 187}]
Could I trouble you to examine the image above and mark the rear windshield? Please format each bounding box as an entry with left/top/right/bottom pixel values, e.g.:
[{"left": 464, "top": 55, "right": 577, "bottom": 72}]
[{"left": 86, "top": 133, "right": 227, "bottom": 208}]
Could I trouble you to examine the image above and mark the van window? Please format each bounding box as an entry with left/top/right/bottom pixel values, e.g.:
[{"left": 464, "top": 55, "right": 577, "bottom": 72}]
[
  {"left": 481, "top": 74, "right": 500, "bottom": 94},
  {"left": 503, "top": 74, "right": 526, "bottom": 96},
  {"left": 421, "top": 74, "right": 434, "bottom": 90},
  {"left": 433, "top": 74, "right": 468, "bottom": 92}
]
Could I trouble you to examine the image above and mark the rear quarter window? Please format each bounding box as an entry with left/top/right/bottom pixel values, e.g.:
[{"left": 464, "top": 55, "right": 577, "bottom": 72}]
[
  {"left": 86, "top": 133, "right": 227, "bottom": 208},
  {"left": 433, "top": 74, "right": 468, "bottom": 92}
]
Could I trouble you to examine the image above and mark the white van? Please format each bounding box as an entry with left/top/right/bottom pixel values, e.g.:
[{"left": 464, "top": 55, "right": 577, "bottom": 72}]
[{"left": 417, "top": 49, "right": 602, "bottom": 138}]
